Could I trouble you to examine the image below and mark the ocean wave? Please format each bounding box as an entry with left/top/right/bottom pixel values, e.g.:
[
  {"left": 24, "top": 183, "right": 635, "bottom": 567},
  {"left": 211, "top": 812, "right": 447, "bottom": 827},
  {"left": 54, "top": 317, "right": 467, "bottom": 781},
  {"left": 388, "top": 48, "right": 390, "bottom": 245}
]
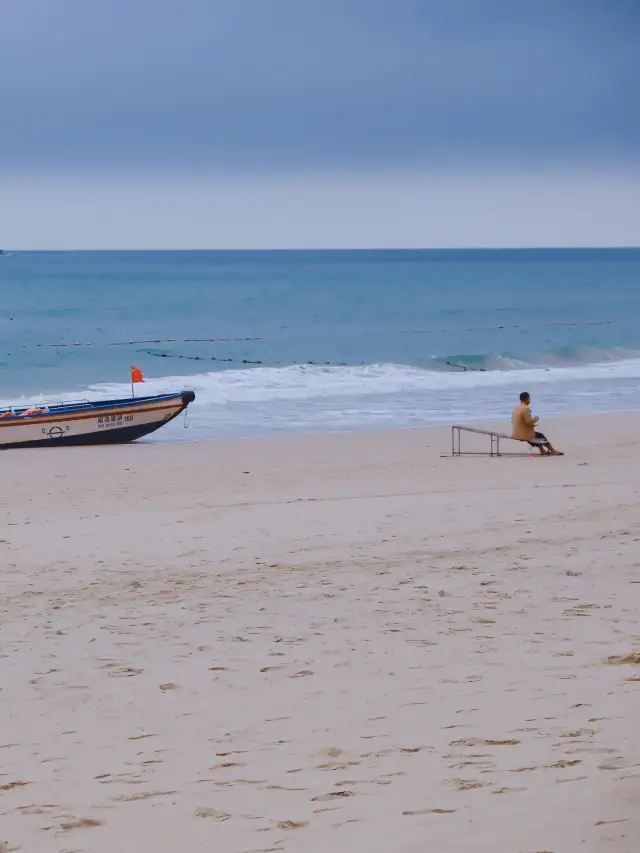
[
  {"left": 76, "top": 356, "right": 640, "bottom": 406},
  {"left": 429, "top": 346, "right": 640, "bottom": 373},
  {"left": 3, "top": 358, "right": 639, "bottom": 443},
  {"left": 141, "top": 354, "right": 640, "bottom": 440},
  {"left": 3, "top": 353, "right": 639, "bottom": 412}
]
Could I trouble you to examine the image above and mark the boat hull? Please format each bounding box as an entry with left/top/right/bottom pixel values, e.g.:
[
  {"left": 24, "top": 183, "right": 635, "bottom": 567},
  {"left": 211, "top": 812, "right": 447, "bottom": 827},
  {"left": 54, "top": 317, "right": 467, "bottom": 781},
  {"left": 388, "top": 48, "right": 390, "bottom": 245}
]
[{"left": 0, "top": 391, "right": 195, "bottom": 449}]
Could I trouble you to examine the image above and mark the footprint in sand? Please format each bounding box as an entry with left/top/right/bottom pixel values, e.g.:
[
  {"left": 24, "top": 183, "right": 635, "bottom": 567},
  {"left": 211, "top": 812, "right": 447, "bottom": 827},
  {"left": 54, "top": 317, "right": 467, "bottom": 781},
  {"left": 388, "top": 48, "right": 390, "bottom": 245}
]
[
  {"left": 0, "top": 782, "right": 30, "bottom": 791},
  {"left": 402, "top": 808, "right": 457, "bottom": 816},
  {"left": 311, "top": 791, "right": 354, "bottom": 802},
  {"left": 276, "top": 820, "right": 308, "bottom": 829},
  {"left": 58, "top": 818, "right": 103, "bottom": 831},
  {"left": 604, "top": 653, "right": 640, "bottom": 665},
  {"left": 449, "top": 778, "right": 490, "bottom": 791},
  {"left": 450, "top": 738, "right": 520, "bottom": 747},
  {"left": 195, "top": 807, "right": 231, "bottom": 821}
]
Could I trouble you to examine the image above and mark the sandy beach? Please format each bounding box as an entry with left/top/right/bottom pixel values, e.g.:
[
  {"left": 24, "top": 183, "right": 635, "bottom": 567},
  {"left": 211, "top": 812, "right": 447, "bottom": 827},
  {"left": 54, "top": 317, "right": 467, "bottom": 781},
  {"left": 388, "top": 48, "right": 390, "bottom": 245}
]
[{"left": 1, "top": 412, "right": 639, "bottom": 853}]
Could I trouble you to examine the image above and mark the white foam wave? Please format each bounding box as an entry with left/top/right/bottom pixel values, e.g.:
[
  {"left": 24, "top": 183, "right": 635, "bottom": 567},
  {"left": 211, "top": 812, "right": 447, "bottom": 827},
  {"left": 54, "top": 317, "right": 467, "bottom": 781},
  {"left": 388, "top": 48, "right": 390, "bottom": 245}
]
[
  {"left": 4, "top": 359, "right": 640, "bottom": 442},
  {"left": 84, "top": 359, "right": 640, "bottom": 404}
]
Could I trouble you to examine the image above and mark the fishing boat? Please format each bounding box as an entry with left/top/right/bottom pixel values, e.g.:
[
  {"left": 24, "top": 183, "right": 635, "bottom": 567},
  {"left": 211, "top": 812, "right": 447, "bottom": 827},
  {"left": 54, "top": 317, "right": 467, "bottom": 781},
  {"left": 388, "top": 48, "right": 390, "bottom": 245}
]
[{"left": 0, "top": 390, "right": 195, "bottom": 449}]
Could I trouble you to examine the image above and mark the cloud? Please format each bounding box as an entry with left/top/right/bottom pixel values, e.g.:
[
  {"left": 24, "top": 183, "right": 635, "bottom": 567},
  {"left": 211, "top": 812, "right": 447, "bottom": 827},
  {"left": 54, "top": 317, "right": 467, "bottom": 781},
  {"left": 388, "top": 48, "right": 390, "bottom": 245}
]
[{"left": 0, "top": 0, "right": 638, "bottom": 173}]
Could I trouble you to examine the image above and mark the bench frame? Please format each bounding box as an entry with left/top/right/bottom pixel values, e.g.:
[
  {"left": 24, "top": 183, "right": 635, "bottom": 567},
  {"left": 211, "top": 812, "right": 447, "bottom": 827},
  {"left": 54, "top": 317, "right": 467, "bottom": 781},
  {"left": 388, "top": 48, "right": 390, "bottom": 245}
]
[{"left": 451, "top": 425, "right": 544, "bottom": 457}]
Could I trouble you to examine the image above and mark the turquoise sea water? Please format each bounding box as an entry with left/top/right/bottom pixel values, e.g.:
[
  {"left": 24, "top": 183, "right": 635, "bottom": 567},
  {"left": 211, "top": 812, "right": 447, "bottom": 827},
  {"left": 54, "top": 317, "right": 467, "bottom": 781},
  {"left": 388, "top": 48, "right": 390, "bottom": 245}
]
[{"left": 1, "top": 249, "right": 639, "bottom": 440}]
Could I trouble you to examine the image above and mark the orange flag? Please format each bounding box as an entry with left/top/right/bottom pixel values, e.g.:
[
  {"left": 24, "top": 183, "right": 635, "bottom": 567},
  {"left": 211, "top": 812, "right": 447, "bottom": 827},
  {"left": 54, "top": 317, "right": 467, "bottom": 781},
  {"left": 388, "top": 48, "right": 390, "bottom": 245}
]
[{"left": 131, "top": 366, "right": 144, "bottom": 384}]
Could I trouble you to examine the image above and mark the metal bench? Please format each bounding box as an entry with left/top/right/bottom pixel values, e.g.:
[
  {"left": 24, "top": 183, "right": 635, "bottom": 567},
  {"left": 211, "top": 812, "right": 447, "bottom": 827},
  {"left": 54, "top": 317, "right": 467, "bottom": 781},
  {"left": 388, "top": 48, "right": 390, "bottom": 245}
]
[{"left": 451, "top": 425, "right": 544, "bottom": 457}]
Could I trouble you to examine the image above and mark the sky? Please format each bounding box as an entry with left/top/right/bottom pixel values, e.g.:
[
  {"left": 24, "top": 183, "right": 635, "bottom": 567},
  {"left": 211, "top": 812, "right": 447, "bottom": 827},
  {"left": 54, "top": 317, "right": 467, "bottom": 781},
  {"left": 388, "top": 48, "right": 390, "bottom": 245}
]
[{"left": 1, "top": 0, "right": 638, "bottom": 249}]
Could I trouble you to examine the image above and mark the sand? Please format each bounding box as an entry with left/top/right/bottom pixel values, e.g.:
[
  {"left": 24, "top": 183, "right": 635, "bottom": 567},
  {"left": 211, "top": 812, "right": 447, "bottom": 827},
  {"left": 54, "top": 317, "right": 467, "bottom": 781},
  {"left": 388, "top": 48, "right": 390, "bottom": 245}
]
[{"left": 1, "top": 412, "right": 639, "bottom": 853}]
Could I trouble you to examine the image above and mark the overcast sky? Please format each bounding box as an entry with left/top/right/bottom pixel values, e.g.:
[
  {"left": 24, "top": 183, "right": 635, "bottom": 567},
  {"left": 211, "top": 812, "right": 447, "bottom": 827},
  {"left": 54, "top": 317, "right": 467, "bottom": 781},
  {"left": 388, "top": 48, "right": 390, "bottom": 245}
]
[{"left": 1, "top": 0, "right": 638, "bottom": 248}]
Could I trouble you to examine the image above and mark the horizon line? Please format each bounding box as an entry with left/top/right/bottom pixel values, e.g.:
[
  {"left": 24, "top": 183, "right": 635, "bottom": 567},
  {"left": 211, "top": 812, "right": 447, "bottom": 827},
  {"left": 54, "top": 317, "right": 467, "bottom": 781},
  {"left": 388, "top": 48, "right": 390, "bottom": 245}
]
[{"left": 4, "top": 245, "right": 640, "bottom": 253}]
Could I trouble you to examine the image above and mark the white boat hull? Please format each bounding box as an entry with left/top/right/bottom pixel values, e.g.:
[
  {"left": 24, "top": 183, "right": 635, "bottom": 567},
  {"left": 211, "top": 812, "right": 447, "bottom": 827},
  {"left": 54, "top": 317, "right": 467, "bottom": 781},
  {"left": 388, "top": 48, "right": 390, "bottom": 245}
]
[{"left": 0, "top": 392, "right": 195, "bottom": 448}]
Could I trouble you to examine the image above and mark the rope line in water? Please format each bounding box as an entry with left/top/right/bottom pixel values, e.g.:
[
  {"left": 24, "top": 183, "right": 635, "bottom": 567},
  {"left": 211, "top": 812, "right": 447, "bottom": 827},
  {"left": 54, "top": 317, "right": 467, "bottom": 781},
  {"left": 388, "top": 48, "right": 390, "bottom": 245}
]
[
  {"left": 1, "top": 320, "right": 616, "bottom": 357},
  {"left": 147, "top": 352, "right": 353, "bottom": 367},
  {"left": 149, "top": 352, "right": 263, "bottom": 366},
  {"left": 2, "top": 336, "right": 263, "bottom": 356},
  {"left": 392, "top": 320, "right": 615, "bottom": 333},
  {"left": 149, "top": 352, "right": 482, "bottom": 370},
  {"left": 443, "top": 360, "right": 486, "bottom": 372},
  {"left": 11, "top": 336, "right": 263, "bottom": 349}
]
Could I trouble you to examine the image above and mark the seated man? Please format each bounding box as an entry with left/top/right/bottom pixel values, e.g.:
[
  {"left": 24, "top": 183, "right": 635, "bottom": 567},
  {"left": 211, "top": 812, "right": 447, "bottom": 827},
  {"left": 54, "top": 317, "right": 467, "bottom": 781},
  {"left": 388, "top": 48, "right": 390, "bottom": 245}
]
[{"left": 512, "top": 392, "right": 563, "bottom": 456}]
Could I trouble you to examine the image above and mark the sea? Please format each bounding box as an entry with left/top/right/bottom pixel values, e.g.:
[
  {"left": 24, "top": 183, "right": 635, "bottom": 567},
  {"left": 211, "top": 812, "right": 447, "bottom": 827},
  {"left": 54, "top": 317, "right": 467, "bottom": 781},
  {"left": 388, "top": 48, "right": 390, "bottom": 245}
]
[{"left": 1, "top": 249, "right": 639, "bottom": 442}]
